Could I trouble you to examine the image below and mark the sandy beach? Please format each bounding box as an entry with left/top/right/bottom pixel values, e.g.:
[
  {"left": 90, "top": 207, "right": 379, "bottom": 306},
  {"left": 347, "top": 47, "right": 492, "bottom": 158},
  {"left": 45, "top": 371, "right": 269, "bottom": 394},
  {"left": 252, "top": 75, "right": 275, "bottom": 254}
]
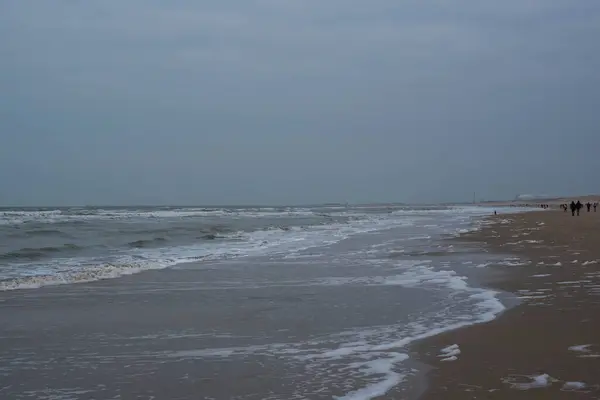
[{"left": 416, "top": 206, "right": 600, "bottom": 398}]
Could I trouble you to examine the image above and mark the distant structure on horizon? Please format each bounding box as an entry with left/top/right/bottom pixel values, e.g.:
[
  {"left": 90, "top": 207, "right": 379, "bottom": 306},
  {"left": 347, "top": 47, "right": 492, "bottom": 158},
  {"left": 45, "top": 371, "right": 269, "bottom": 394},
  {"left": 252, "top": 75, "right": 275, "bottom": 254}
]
[{"left": 514, "top": 194, "right": 552, "bottom": 201}]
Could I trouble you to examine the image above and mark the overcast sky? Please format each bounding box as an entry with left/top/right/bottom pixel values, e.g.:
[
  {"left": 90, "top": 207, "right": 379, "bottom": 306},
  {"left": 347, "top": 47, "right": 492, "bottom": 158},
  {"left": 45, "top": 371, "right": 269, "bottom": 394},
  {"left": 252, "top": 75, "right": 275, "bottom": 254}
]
[{"left": 2, "top": 1, "right": 599, "bottom": 206}]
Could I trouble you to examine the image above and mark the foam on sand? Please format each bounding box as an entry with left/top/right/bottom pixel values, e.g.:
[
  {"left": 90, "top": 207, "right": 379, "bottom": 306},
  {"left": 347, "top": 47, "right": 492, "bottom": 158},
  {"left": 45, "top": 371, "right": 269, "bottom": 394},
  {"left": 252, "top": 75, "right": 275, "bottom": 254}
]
[
  {"left": 502, "top": 374, "right": 558, "bottom": 390},
  {"left": 557, "top": 280, "right": 591, "bottom": 285},
  {"left": 438, "top": 344, "right": 460, "bottom": 362},
  {"left": 569, "top": 344, "right": 592, "bottom": 352},
  {"left": 582, "top": 260, "right": 599, "bottom": 265},
  {"left": 568, "top": 344, "right": 600, "bottom": 358},
  {"left": 502, "top": 372, "right": 592, "bottom": 393},
  {"left": 499, "top": 258, "right": 530, "bottom": 267},
  {"left": 561, "top": 381, "right": 587, "bottom": 391}
]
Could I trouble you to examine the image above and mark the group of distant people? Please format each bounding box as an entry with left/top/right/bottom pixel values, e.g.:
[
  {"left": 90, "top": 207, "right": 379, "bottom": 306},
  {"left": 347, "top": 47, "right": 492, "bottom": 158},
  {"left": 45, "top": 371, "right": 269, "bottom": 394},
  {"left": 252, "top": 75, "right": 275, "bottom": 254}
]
[
  {"left": 508, "top": 203, "right": 550, "bottom": 208},
  {"left": 560, "top": 201, "right": 598, "bottom": 216},
  {"left": 495, "top": 200, "right": 599, "bottom": 216}
]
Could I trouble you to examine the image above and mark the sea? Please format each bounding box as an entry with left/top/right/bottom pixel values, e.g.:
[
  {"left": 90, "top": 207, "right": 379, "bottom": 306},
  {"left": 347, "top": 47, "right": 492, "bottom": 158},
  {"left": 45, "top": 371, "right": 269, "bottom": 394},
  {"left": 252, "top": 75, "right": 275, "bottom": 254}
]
[{"left": 0, "top": 204, "right": 526, "bottom": 399}]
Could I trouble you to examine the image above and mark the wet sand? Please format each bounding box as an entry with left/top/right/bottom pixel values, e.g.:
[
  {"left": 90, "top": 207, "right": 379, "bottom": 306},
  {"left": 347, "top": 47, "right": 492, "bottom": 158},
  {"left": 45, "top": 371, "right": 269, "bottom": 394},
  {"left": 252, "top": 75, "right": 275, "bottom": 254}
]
[
  {"left": 0, "top": 263, "right": 405, "bottom": 399},
  {"left": 416, "top": 208, "right": 600, "bottom": 398}
]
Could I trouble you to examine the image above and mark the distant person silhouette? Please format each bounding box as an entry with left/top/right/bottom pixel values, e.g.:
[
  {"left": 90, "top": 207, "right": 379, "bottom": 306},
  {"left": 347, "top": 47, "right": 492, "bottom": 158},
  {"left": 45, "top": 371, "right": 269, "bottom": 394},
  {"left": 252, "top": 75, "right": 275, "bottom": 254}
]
[
  {"left": 594, "top": 202, "right": 598, "bottom": 212},
  {"left": 570, "top": 201, "right": 576, "bottom": 216},
  {"left": 586, "top": 202, "right": 592, "bottom": 212},
  {"left": 576, "top": 200, "right": 583, "bottom": 216}
]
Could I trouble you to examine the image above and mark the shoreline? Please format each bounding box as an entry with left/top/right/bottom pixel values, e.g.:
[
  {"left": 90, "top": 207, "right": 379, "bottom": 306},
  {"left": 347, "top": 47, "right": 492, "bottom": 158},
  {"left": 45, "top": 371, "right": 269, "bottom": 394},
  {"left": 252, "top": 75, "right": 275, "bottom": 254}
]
[
  {"left": 414, "top": 209, "right": 600, "bottom": 398},
  {"left": 1, "top": 206, "right": 520, "bottom": 400},
  {"left": 4, "top": 205, "right": 596, "bottom": 399}
]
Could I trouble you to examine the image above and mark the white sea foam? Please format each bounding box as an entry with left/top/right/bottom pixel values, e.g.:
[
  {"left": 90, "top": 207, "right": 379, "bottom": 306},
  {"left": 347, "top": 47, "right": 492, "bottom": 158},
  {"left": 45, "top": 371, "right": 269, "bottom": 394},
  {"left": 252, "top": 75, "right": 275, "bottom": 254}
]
[
  {"left": 558, "top": 280, "right": 591, "bottom": 285},
  {"left": 440, "top": 355, "right": 457, "bottom": 362},
  {"left": 438, "top": 344, "right": 460, "bottom": 361},
  {"left": 502, "top": 374, "right": 557, "bottom": 390},
  {"left": 568, "top": 344, "right": 592, "bottom": 353},
  {"left": 313, "top": 264, "right": 470, "bottom": 292},
  {"left": 500, "top": 259, "right": 530, "bottom": 267},
  {"left": 506, "top": 240, "right": 543, "bottom": 245},
  {"left": 0, "top": 207, "right": 321, "bottom": 225},
  {"left": 334, "top": 353, "right": 408, "bottom": 400},
  {"left": 562, "top": 381, "right": 586, "bottom": 391},
  {"left": 0, "top": 259, "right": 172, "bottom": 291},
  {"left": 21, "top": 387, "right": 94, "bottom": 400}
]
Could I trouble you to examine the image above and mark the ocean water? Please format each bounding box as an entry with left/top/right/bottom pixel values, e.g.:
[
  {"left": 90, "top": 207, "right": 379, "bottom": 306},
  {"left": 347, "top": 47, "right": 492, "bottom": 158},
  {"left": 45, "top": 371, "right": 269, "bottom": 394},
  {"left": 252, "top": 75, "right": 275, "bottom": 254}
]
[
  {"left": 0, "top": 204, "right": 526, "bottom": 399},
  {"left": 0, "top": 205, "right": 370, "bottom": 289}
]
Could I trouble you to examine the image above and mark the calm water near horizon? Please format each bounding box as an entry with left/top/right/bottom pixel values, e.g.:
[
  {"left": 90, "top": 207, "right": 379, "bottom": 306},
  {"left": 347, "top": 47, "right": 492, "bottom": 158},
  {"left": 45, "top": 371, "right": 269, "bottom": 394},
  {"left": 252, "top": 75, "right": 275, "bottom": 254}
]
[{"left": 0, "top": 204, "right": 527, "bottom": 399}]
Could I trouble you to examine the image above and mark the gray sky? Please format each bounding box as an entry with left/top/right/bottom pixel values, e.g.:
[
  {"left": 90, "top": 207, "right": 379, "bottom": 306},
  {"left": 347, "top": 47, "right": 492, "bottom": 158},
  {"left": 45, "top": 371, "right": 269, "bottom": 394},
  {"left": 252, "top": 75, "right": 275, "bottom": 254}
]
[{"left": 2, "top": 1, "right": 600, "bottom": 206}]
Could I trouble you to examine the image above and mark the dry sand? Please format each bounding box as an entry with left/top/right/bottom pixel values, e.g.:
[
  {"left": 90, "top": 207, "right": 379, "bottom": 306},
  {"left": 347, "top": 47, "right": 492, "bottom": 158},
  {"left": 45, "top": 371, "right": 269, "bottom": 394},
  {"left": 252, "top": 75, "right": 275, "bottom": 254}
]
[{"left": 415, "top": 208, "right": 600, "bottom": 399}]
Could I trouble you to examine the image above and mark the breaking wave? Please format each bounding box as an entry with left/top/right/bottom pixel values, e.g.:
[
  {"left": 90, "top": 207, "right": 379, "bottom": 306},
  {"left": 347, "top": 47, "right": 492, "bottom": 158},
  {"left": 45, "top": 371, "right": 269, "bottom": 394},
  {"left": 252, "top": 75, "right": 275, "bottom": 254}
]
[{"left": 0, "top": 261, "right": 171, "bottom": 291}]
